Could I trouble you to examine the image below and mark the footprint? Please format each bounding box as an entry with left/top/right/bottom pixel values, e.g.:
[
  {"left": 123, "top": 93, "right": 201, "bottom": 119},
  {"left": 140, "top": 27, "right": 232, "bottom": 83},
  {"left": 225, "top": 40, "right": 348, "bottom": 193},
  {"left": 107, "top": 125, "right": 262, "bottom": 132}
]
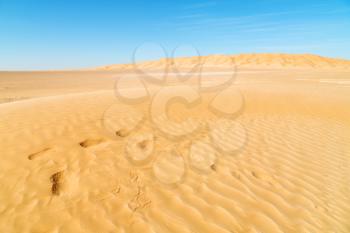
[
  {"left": 102, "top": 103, "right": 143, "bottom": 139},
  {"left": 126, "top": 133, "right": 154, "bottom": 164},
  {"left": 231, "top": 170, "right": 242, "bottom": 180},
  {"left": 28, "top": 148, "right": 51, "bottom": 160},
  {"left": 50, "top": 171, "right": 64, "bottom": 195},
  {"left": 115, "top": 129, "right": 130, "bottom": 137},
  {"left": 79, "top": 138, "right": 105, "bottom": 148}
]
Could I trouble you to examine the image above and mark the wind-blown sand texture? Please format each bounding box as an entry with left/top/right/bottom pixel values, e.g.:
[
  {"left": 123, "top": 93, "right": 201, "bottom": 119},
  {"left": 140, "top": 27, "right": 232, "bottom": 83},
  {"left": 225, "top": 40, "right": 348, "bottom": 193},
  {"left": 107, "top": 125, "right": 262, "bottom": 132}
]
[
  {"left": 1, "top": 54, "right": 350, "bottom": 232},
  {"left": 97, "top": 53, "right": 350, "bottom": 71}
]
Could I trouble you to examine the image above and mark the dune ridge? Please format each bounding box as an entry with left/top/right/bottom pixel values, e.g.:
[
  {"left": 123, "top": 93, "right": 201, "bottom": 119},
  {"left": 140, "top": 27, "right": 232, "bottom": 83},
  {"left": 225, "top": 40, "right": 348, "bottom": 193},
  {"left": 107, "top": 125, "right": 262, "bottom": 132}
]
[{"left": 97, "top": 53, "right": 350, "bottom": 70}]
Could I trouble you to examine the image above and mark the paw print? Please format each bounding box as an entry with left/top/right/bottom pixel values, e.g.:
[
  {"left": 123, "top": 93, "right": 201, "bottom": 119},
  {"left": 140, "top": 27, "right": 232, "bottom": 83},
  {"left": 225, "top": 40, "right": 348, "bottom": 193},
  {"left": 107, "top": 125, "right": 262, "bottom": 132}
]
[{"left": 102, "top": 43, "right": 247, "bottom": 186}]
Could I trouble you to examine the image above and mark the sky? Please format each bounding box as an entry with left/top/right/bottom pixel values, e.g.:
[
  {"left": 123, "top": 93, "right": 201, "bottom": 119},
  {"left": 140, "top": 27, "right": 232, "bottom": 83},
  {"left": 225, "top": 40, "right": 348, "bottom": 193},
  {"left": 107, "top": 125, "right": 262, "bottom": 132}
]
[{"left": 0, "top": 0, "right": 350, "bottom": 70}]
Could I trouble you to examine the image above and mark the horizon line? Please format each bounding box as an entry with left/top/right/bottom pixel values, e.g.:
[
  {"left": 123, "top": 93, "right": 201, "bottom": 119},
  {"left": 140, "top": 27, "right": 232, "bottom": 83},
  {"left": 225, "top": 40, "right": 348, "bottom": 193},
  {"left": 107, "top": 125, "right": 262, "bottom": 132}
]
[{"left": 1, "top": 52, "right": 350, "bottom": 72}]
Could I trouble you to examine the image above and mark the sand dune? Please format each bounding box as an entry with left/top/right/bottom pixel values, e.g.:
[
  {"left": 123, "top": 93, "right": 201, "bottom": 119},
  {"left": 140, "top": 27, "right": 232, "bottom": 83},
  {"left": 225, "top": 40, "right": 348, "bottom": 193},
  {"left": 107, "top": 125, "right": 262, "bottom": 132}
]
[
  {"left": 1, "top": 56, "right": 350, "bottom": 232},
  {"left": 97, "top": 53, "right": 350, "bottom": 71}
]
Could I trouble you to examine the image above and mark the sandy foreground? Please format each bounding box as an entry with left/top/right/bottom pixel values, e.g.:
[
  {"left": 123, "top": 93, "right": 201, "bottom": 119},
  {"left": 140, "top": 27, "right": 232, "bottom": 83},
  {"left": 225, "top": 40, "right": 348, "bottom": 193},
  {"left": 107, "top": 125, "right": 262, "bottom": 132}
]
[{"left": 1, "top": 55, "right": 350, "bottom": 232}]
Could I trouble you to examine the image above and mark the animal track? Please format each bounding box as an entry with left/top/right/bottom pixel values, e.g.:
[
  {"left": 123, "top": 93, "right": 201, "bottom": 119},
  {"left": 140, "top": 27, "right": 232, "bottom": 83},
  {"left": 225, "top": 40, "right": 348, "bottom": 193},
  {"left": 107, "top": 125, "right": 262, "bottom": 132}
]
[
  {"left": 128, "top": 186, "right": 152, "bottom": 212},
  {"left": 28, "top": 148, "right": 51, "bottom": 160}
]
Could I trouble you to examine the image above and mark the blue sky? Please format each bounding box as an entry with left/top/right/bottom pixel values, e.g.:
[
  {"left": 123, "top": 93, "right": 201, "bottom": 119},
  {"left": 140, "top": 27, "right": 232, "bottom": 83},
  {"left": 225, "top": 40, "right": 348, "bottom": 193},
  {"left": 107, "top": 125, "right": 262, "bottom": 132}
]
[{"left": 1, "top": 0, "right": 350, "bottom": 70}]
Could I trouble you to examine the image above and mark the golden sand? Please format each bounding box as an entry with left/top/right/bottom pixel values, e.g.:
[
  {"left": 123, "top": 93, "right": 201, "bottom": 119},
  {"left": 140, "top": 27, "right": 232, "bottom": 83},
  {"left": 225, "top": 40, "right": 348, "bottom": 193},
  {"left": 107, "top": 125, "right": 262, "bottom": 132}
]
[{"left": 1, "top": 54, "right": 350, "bottom": 232}]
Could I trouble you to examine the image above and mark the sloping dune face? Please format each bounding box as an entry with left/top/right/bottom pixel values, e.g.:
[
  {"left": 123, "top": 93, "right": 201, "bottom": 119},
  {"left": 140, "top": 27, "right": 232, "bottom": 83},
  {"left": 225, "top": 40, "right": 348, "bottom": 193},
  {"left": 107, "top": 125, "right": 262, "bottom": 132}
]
[
  {"left": 97, "top": 53, "right": 350, "bottom": 70},
  {"left": 1, "top": 57, "right": 350, "bottom": 232}
]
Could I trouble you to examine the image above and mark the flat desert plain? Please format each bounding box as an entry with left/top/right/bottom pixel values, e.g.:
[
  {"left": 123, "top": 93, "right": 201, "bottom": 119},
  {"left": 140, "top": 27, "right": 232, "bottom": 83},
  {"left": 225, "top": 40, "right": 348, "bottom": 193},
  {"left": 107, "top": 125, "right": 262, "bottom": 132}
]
[{"left": 0, "top": 54, "right": 350, "bottom": 233}]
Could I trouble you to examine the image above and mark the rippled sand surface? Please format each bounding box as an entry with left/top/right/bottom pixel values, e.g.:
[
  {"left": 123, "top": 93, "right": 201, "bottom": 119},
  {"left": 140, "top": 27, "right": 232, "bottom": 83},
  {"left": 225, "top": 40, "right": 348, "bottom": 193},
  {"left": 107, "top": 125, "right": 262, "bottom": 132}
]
[{"left": 1, "top": 56, "right": 350, "bottom": 232}]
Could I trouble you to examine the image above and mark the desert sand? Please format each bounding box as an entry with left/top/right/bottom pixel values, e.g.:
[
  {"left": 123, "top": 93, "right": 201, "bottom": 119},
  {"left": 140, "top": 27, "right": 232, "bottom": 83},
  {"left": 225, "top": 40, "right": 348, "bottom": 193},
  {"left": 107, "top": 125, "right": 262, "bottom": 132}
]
[{"left": 1, "top": 54, "right": 350, "bottom": 233}]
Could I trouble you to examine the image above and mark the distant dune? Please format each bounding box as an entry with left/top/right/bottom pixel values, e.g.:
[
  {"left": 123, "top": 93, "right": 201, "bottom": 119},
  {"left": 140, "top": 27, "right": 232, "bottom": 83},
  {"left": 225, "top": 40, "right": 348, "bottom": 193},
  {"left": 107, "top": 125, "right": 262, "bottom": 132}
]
[{"left": 96, "top": 53, "right": 350, "bottom": 70}]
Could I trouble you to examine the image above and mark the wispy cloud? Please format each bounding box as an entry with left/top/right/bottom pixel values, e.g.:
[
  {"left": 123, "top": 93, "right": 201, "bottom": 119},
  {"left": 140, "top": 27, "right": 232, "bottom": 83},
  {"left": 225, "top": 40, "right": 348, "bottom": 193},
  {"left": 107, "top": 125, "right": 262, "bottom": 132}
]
[
  {"left": 184, "top": 1, "right": 216, "bottom": 10},
  {"left": 176, "top": 14, "right": 207, "bottom": 19},
  {"left": 174, "top": 8, "right": 350, "bottom": 33},
  {"left": 173, "top": 10, "right": 306, "bottom": 31},
  {"left": 257, "top": 44, "right": 336, "bottom": 51},
  {"left": 241, "top": 27, "right": 277, "bottom": 33}
]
